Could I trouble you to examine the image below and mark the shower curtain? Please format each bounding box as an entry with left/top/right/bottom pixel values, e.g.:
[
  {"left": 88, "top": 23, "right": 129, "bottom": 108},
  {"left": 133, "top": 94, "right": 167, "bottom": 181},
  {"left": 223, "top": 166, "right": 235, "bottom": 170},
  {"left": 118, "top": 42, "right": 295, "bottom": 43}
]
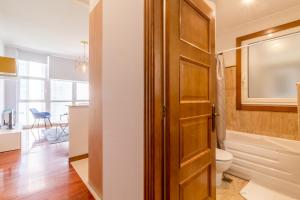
[{"left": 216, "top": 54, "right": 226, "bottom": 149}]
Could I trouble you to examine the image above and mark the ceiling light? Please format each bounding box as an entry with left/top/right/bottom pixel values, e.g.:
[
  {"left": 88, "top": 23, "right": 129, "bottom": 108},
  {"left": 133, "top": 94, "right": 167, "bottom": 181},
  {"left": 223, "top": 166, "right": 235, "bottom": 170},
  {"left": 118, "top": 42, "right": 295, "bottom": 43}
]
[
  {"left": 273, "top": 43, "right": 280, "bottom": 48},
  {"left": 242, "top": 0, "right": 254, "bottom": 5},
  {"left": 75, "top": 41, "right": 89, "bottom": 73},
  {"left": 267, "top": 33, "right": 273, "bottom": 38}
]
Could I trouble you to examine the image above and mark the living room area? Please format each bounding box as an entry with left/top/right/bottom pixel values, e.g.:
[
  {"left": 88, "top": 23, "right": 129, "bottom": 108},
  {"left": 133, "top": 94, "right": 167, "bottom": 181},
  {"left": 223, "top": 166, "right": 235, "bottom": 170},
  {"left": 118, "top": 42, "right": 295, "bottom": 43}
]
[
  {"left": 0, "top": 0, "right": 93, "bottom": 199},
  {"left": 0, "top": 47, "right": 89, "bottom": 150}
]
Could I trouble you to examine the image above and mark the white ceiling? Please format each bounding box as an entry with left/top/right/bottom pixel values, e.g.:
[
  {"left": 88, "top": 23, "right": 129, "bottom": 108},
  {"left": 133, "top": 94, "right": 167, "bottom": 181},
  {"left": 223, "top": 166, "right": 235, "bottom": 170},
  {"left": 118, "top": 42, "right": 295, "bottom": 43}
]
[
  {"left": 216, "top": 0, "right": 300, "bottom": 30},
  {"left": 0, "top": 0, "right": 89, "bottom": 58},
  {"left": 2, "top": 0, "right": 299, "bottom": 58}
]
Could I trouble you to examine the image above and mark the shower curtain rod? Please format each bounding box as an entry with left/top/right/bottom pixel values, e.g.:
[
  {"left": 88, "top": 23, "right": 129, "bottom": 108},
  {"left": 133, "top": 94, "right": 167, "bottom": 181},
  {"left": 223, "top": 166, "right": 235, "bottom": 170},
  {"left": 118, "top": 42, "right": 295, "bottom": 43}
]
[{"left": 216, "top": 30, "right": 300, "bottom": 56}]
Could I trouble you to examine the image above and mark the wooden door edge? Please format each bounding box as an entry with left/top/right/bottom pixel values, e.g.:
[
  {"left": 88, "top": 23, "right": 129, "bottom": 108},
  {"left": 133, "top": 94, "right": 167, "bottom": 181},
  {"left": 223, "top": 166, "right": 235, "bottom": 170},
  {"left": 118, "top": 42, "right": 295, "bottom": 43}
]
[{"left": 144, "top": 0, "right": 164, "bottom": 199}]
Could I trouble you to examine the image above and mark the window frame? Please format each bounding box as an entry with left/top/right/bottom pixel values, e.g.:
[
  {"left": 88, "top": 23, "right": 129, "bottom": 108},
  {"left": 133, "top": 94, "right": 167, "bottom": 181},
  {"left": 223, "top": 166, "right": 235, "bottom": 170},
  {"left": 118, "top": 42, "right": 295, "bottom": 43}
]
[{"left": 236, "top": 20, "right": 300, "bottom": 113}]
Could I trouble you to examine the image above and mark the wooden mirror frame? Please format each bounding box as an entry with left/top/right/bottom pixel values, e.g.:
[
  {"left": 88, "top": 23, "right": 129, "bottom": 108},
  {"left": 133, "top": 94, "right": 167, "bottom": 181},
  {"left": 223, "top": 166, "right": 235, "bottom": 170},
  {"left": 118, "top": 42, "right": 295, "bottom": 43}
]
[{"left": 236, "top": 20, "right": 300, "bottom": 113}]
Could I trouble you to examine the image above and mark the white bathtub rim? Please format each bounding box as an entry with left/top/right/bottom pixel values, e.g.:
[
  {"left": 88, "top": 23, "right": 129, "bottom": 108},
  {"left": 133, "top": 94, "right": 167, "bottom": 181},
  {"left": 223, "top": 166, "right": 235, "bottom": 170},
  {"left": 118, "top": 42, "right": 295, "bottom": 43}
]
[{"left": 225, "top": 130, "right": 300, "bottom": 155}]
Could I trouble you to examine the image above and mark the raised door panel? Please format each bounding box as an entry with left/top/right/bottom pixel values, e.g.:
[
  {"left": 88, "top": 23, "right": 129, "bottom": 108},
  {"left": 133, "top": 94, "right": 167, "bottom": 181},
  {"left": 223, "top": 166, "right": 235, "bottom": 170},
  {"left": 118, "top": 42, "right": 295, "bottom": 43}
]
[
  {"left": 180, "top": 0, "right": 209, "bottom": 51},
  {"left": 180, "top": 59, "right": 209, "bottom": 102},
  {"left": 180, "top": 167, "right": 210, "bottom": 200},
  {"left": 180, "top": 116, "right": 209, "bottom": 163}
]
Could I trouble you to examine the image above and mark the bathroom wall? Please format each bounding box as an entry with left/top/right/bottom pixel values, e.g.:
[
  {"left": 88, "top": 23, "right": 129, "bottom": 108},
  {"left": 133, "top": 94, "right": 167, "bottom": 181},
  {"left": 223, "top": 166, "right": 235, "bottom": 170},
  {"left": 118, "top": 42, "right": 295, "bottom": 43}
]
[{"left": 217, "top": 4, "right": 300, "bottom": 140}]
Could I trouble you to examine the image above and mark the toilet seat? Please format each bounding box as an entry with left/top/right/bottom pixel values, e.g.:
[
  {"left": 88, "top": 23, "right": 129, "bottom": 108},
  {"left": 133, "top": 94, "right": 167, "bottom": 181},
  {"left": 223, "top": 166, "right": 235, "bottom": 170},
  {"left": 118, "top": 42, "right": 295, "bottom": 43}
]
[{"left": 216, "top": 148, "right": 233, "bottom": 161}]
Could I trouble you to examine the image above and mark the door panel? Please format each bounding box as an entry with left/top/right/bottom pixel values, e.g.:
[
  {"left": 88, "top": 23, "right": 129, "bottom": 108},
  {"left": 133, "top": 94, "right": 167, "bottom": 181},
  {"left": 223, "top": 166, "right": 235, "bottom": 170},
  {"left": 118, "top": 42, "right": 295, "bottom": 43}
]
[
  {"left": 180, "top": 0, "right": 209, "bottom": 51},
  {"left": 166, "top": 0, "right": 216, "bottom": 199},
  {"left": 180, "top": 167, "right": 210, "bottom": 200},
  {"left": 180, "top": 60, "right": 209, "bottom": 102},
  {"left": 180, "top": 116, "right": 209, "bottom": 163}
]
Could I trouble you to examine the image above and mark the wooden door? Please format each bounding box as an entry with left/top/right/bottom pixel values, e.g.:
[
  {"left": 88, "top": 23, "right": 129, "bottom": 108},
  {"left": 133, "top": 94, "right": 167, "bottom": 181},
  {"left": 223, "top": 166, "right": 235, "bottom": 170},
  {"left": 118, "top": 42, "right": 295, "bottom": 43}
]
[{"left": 165, "top": 0, "right": 216, "bottom": 199}]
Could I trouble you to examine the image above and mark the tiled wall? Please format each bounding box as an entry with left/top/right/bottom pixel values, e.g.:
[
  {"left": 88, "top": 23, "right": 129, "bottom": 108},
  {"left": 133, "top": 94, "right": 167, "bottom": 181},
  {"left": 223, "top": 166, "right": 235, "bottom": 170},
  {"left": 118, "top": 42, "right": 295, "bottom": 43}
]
[{"left": 225, "top": 67, "right": 299, "bottom": 140}]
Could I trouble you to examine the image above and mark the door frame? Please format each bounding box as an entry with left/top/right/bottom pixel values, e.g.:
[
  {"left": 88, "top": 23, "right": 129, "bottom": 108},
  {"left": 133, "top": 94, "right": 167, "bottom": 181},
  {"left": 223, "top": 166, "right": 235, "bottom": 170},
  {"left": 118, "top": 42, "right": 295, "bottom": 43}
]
[{"left": 144, "top": 0, "right": 164, "bottom": 199}]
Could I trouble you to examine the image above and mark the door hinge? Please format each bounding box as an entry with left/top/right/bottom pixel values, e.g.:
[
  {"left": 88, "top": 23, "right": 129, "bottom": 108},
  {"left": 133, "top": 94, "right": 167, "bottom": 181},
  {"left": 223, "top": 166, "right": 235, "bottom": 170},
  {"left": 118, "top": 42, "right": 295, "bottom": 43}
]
[{"left": 162, "top": 106, "right": 167, "bottom": 118}]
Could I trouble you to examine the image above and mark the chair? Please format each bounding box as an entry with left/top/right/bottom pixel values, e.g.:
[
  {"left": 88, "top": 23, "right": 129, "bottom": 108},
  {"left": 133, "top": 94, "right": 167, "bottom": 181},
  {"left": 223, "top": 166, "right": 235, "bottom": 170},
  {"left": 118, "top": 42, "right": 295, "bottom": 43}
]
[
  {"left": 29, "top": 108, "right": 52, "bottom": 129},
  {"left": 55, "top": 113, "right": 68, "bottom": 136}
]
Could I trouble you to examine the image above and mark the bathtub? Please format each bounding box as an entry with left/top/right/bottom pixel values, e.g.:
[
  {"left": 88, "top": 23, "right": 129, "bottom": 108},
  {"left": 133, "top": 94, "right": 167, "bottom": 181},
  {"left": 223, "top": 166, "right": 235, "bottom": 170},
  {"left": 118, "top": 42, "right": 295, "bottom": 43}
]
[{"left": 225, "top": 130, "right": 300, "bottom": 199}]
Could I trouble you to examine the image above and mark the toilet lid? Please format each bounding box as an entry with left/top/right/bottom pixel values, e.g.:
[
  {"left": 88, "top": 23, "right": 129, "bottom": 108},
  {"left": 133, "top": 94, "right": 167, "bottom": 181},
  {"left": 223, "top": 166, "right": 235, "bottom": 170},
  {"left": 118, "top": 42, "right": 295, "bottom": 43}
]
[{"left": 216, "top": 148, "right": 233, "bottom": 161}]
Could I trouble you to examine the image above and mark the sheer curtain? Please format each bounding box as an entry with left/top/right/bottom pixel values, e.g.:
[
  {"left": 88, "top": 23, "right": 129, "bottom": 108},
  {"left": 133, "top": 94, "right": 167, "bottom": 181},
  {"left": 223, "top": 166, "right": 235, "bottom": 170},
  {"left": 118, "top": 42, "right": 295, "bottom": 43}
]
[{"left": 216, "top": 54, "right": 226, "bottom": 149}]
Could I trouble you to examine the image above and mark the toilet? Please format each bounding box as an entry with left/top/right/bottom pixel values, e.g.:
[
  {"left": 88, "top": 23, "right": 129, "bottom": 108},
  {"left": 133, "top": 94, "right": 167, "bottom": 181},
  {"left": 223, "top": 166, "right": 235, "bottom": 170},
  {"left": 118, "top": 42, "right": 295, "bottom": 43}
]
[{"left": 216, "top": 148, "right": 233, "bottom": 186}]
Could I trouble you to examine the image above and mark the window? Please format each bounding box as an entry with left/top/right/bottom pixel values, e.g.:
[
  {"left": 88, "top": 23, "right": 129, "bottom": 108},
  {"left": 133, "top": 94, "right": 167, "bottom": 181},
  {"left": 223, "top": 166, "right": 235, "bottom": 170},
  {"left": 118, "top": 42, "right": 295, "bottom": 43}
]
[
  {"left": 51, "top": 80, "right": 73, "bottom": 101},
  {"left": 16, "top": 60, "right": 89, "bottom": 126},
  {"left": 18, "top": 60, "right": 46, "bottom": 78},
  {"left": 76, "top": 82, "right": 89, "bottom": 101},
  {"left": 20, "top": 79, "right": 44, "bottom": 100},
  {"left": 247, "top": 35, "right": 300, "bottom": 100},
  {"left": 237, "top": 21, "right": 300, "bottom": 112},
  {"left": 50, "top": 80, "right": 73, "bottom": 121},
  {"left": 50, "top": 80, "right": 89, "bottom": 121},
  {"left": 50, "top": 102, "right": 72, "bottom": 122},
  {"left": 17, "top": 60, "right": 46, "bottom": 125}
]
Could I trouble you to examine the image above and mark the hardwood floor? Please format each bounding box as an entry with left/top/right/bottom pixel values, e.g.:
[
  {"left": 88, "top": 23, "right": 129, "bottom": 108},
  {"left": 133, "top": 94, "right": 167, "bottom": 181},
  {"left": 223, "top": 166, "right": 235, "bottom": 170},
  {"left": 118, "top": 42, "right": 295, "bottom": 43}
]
[{"left": 0, "top": 138, "right": 94, "bottom": 200}]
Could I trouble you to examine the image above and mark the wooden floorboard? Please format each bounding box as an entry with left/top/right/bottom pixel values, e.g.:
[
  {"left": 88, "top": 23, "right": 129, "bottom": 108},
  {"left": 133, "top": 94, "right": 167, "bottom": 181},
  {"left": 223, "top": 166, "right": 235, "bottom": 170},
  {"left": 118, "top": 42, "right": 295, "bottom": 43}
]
[{"left": 0, "top": 142, "right": 94, "bottom": 200}]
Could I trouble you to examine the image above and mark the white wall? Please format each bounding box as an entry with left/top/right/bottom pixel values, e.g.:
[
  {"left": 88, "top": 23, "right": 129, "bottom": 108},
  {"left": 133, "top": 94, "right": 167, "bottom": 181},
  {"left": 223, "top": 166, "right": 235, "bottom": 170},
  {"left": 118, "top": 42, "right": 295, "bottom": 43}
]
[
  {"left": 90, "top": 0, "right": 144, "bottom": 199},
  {"left": 216, "top": 4, "right": 300, "bottom": 67}
]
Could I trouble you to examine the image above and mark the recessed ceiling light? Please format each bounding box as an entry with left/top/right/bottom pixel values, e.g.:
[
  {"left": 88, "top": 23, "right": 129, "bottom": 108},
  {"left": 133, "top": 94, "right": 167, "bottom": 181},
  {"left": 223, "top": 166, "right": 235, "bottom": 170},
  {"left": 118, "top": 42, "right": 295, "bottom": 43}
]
[
  {"left": 242, "top": 0, "right": 254, "bottom": 5},
  {"left": 267, "top": 33, "right": 273, "bottom": 38},
  {"left": 271, "top": 42, "right": 282, "bottom": 49}
]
